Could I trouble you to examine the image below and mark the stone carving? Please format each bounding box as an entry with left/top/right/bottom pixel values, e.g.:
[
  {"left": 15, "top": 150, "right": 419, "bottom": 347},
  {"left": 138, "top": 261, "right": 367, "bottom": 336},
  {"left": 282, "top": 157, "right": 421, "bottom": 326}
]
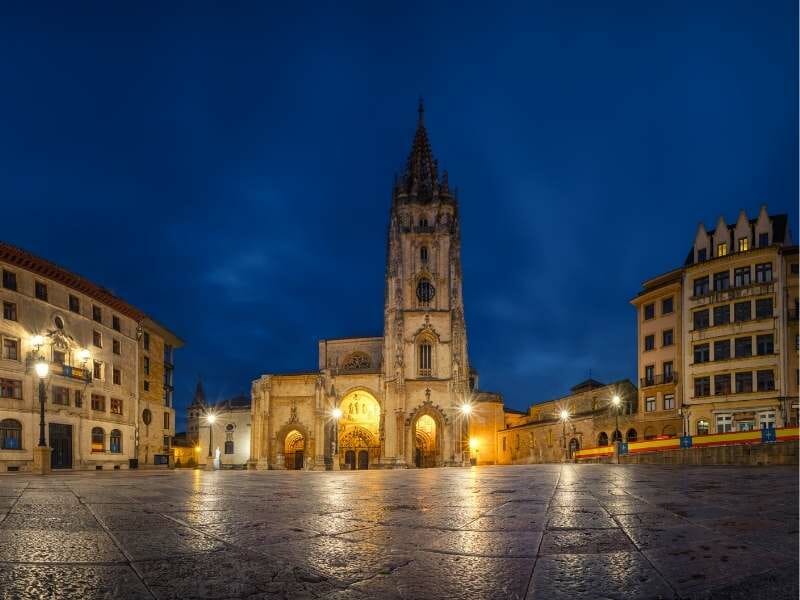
[{"left": 342, "top": 351, "right": 371, "bottom": 370}]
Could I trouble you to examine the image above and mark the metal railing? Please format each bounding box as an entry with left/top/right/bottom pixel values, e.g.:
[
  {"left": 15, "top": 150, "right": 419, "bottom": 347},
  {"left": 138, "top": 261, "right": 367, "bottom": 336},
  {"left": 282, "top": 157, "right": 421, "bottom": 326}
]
[{"left": 640, "top": 373, "right": 677, "bottom": 388}]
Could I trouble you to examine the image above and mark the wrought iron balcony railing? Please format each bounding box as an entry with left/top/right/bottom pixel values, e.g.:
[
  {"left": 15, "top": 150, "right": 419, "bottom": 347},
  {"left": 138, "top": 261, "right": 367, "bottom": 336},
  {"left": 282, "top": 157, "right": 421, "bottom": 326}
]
[{"left": 640, "top": 372, "right": 677, "bottom": 388}]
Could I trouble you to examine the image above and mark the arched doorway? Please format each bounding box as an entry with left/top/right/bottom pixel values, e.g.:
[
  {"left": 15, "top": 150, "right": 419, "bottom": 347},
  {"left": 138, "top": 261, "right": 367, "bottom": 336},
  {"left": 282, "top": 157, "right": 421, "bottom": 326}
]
[
  {"left": 414, "top": 414, "right": 437, "bottom": 468},
  {"left": 598, "top": 432, "right": 609, "bottom": 447},
  {"left": 284, "top": 429, "right": 305, "bottom": 470},
  {"left": 568, "top": 437, "right": 580, "bottom": 458},
  {"left": 626, "top": 428, "right": 638, "bottom": 442},
  {"left": 337, "top": 390, "right": 380, "bottom": 470}
]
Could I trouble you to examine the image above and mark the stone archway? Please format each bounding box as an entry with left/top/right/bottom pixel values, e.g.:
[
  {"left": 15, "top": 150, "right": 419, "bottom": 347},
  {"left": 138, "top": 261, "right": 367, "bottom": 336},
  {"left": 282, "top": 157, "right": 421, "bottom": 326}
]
[
  {"left": 336, "top": 390, "right": 381, "bottom": 470},
  {"left": 407, "top": 405, "right": 446, "bottom": 468},
  {"left": 284, "top": 429, "right": 305, "bottom": 470},
  {"left": 275, "top": 422, "right": 312, "bottom": 470}
]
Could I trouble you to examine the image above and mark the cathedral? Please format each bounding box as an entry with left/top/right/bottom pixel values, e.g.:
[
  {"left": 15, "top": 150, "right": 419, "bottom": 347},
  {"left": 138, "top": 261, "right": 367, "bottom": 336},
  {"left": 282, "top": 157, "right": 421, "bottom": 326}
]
[{"left": 249, "top": 104, "right": 506, "bottom": 470}]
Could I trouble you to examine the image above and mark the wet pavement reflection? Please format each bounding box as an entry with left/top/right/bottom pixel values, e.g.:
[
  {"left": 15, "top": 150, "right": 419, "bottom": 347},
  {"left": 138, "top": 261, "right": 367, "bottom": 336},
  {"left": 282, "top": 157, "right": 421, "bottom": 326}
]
[{"left": 0, "top": 464, "right": 796, "bottom": 599}]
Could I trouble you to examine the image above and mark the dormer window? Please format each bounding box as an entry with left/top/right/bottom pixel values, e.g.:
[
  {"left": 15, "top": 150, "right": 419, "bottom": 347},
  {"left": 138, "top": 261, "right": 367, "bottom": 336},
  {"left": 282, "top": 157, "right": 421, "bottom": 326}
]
[
  {"left": 420, "top": 246, "right": 428, "bottom": 263},
  {"left": 697, "top": 248, "right": 707, "bottom": 262},
  {"left": 717, "top": 243, "right": 728, "bottom": 257},
  {"left": 759, "top": 232, "right": 769, "bottom": 247},
  {"left": 738, "top": 238, "right": 749, "bottom": 252}
]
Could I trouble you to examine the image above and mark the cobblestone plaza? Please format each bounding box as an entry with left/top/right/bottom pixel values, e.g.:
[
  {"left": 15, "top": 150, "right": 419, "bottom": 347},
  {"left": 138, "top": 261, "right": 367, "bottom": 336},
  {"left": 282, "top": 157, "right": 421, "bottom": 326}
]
[{"left": 0, "top": 465, "right": 796, "bottom": 599}]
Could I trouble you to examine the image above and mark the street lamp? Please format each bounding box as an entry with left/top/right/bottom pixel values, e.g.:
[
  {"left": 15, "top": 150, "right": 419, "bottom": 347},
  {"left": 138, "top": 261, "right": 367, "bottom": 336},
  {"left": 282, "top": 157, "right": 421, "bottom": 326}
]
[
  {"left": 205, "top": 412, "right": 216, "bottom": 460},
  {"left": 460, "top": 403, "right": 472, "bottom": 465},
  {"left": 559, "top": 409, "right": 570, "bottom": 459},
  {"left": 611, "top": 394, "right": 621, "bottom": 443},
  {"left": 34, "top": 357, "right": 49, "bottom": 448}
]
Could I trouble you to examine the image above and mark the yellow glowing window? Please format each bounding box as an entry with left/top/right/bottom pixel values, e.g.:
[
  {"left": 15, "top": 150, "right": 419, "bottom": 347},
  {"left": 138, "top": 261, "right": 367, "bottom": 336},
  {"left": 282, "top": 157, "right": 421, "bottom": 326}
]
[
  {"left": 738, "top": 238, "right": 749, "bottom": 252},
  {"left": 717, "top": 243, "right": 728, "bottom": 257}
]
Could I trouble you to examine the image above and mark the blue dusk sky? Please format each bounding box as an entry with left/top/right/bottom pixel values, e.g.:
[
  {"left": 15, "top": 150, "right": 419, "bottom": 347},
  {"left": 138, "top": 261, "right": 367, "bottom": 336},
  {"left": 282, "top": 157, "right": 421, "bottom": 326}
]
[{"left": 0, "top": 2, "right": 797, "bottom": 430}]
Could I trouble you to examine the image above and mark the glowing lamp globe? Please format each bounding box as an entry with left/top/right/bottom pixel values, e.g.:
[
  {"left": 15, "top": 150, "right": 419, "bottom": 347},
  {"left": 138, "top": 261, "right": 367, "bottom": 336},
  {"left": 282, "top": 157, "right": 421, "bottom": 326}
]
[
  {"left": 612, "top": 395, "right": 621, "bottom": 407},
  {"left": 460, "top": 403, "right": 472, "bottom": 415},
  {"left": 331, "top": 407, "right": 343, "bottom": 420},
  {"left": 34, "top": 360, "right": 49, "bottom": 378},
  {"left": 559, "top": 409, "right": 570, "bottom": 421}
]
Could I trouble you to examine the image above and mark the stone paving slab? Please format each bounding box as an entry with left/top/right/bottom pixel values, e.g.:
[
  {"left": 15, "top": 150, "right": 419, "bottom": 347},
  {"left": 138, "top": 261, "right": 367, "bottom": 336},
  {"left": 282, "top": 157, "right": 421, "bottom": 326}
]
[{"left": 0, "top": 464, "right": 796, "bottom": 599}]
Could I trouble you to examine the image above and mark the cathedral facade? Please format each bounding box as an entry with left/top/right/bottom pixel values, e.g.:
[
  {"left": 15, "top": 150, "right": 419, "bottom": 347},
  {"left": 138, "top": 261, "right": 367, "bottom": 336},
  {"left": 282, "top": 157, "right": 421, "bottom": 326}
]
[{"left": 249, "top": 106, "right": 505, "bottom": 470}]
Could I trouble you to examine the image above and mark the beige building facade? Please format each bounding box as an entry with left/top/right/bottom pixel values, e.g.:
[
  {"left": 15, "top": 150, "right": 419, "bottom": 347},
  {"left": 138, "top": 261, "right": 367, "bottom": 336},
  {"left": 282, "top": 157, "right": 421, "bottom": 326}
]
[
  {"left": 0, "top": 242, "right": 178, "bottom": 472},
  {"left": 632, "top": 206, "right": 798, "bottom": 440},
  {"left": 250, "top": 106, "right": 504, "bottom": 470}
]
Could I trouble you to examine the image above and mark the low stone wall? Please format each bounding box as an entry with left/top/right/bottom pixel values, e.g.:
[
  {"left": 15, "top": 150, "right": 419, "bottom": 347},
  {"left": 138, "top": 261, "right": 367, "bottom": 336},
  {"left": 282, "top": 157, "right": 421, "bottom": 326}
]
[{"left": 580, "top": 441, "right": 798, "bottom": 465}]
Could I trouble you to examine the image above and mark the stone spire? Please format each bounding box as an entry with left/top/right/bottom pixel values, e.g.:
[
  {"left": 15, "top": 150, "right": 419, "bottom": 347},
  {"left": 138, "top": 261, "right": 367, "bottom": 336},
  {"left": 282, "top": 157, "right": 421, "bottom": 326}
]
[
  {"left": 395, "top": 99, "right": 452, "bottom": 204},
  {"left": 191, "top": 377, "right": 206, "bottom": 407}
]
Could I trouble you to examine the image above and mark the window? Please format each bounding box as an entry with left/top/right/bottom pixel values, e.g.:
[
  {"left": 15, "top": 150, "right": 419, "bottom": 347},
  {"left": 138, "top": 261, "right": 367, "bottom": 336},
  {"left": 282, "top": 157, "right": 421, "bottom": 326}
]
[
  {"left": 112, "top": 368, "right": 121, "bottom": 386},
  {"left": 0, "top": 378, "right": 22, "bottom": 399},
  {"left": 644, "top": 365, "right": 654, "bottom": 385},
  {"left": 143, "top": 380, "right": 150, "bottom": 391},
  {"left": 662, "top": 329, "right": 673, "bottom": 347},
  {"left": 418, "top": 342, "right": 432, "bottom": 376},
  {"left": 733, "top": 301, "right": 751, "bottom": 322},
  {"left": 54, "top": 316, "right": 64, "bottom": 330},
  {"left": 714, "top": 374, "right": 731, "bottom": 395},
  {"left": 113, "top": 339, "right": 120, "bottom": 355},
  {"left": 112, "top": 315, "right": 120, "bottom": 331},
  {"left": 713, "top": 304, "right": 729, "bottom": 326},
  {"left": 69, "top": 294, "right": 80, "bottom": 313},
  {"left": 626, "top": 429, "right": 638, "bottom": 442},
  {"left": 53, "top": 350, "right": 65, "bottom": 365},
  {"left": 696, "top": 420, "right": 710, "bottom": 436},
  {"left": 74, "top": 389, "right": 82, "bottom": 408},
  {"left": 91, "top": 394, "right": 105, "bottom": 412},
  {"left": 142, "top": 408, "right": 152, "bottom": 425},
  {"left": 755, "top": 297, "right": 772, "bottom": 319},
  {"left": 93, "top": 330, "right": 102, "bottom": 348},
  {"left": 758, "top": 232, "right": 769, "bottom": 247},
  {"left": 2, "top": 302, "right": 16, "bottom": 321},
  {"left": 693, "top": 309, "right": 709, "bottom": 330},
  {"left": 143, "top": 332, "right": 150, "bottom": 350},
  {"left": 756, "top": 370, "right": 774, "bottom": 392},
  {"left": 52, "top": 386, "right": 69, "bottom": 406},
  {"left": 717, "top": 242, "right": 727, "bottom": 257},
  {"left": 163, "top": 412, "right": 170, "bottom": 429},
  {"left": 735, "top": 372, "right": 753, "bottom": 393},
  {"left": 643, "top": 303, "right": 655, "bottom": 320},
  {"left": 109, "top": 429, "right": 122, "bottom": 453},
  {"left": 420, "top": 246, "right": 428, "bottom": 262},
  {"left": 416, "top": 279, "right": 435, "bottom": 307},
  {"left": 663, "top": 361, "right": 673, "bottom": 381},
  {"left": 714, "top": 339, "right": 730, "bottom": 361},
  {"left": 644, "top": 335, "right": 655, "bottom": 351},
  {"left": 225, "top": 440, "right": 234, "bottom": 454},
  {"left": 693, "top": 343, "right": 710, "bottom": 364},
  {"left": 91, "top": 427, "right": 105, "bottom": 452},
  {"left": 693, "top": 276, "right": 709, "bottom": 297},
  {"left": 694, "top": 377, "right": 711, "bottom": 397},
  {"left": 716, "top": 414, "right": 733, "bottom": 433},
  {"left": 110, "top": 398, "right": 123, "bottom": 414},
  {"left": 645, "top": 397, "right": 656, "bottom": 412},
  {"left": 33, "top": 281, "right": 46, "bottom": 301},
  {"left": 2, "top": 338, "right": 19, "bottom": 361},
  {"left": 663, "top": 394, "right": 675, "bottom": 410},
  {"left": 738, "top": 237, "right": 749, "bottom": 252},
  {"left": 756, "top": 334, "right": 773, "bottom": 356},
  {"left": 713, "top": 271, "right": 729, "bottom": 291},
  {"left": 93, "top": 360, "right": 103, "bottom": 380},
  {"left": 143, "top": 356, "right": 150, "bottom": 375},
  {"left": 0, "top": 419, "right": 22, "bottom": 449},
  {"left": 755, "top": 263, "right": 772, "bottom": 283},
  {"left": 92, "top": 305, "right": 102, "bottom": 323},
  {"left": 661, "top": 297, "right": 673, "bottom": 315},
  {"left": 163, "top": 435, "right": 170, "bottom": 449},
  {"left": 2, "top": 270, "right": 17, "bottom": 290},
  {"left": 759, "top": 412, "right": 776, "bottom": 429},
  {"left": 734, "top": 267, "right": 751, "bottom": 287},
  {"left": 697, "top": 248, "right": 707, "bottom": 262},
  {"left": 734, "top": 337, "right": 752, "bottom": 358}
]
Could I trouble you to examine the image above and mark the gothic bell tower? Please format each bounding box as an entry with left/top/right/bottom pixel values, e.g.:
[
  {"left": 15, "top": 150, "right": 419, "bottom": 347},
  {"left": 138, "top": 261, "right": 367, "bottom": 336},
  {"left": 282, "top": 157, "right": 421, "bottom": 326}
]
[{"left": 382, "top": 101, "right": 470, "bottom": 467}]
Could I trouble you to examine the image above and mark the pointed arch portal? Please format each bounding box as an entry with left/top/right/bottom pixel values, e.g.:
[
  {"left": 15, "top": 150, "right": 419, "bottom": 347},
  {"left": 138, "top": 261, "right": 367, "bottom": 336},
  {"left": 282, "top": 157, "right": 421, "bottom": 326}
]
[{"left": 337, "top": 390, "right": 381, "bottom": 470}]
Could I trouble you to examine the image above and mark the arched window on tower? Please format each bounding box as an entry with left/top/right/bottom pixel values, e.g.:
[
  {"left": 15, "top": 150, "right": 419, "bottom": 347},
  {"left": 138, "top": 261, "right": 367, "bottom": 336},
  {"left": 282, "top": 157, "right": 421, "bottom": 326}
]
[
  {"left": 418, "top": 341, "right": 432, "bottom": 377},
  {"left": 416, "top": 278, "right": 435, "bottom": 308},
  {"left": 420, "top": 246, "right": 428, "bottom": 263}
]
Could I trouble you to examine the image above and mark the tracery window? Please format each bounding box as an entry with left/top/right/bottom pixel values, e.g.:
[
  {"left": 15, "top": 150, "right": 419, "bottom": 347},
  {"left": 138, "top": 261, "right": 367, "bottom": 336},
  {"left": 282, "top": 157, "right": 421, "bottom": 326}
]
[
  {"left": 418, "top": 342, "right": 432, "bottom": 377},
  {"left": 417, "top": 278, "right": 435, "bottom": 307}
]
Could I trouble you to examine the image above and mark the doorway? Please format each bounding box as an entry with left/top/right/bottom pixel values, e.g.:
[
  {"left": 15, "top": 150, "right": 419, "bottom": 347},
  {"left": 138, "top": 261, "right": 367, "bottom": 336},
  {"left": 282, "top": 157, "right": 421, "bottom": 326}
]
[
  {"left": 284, "top": 429, "right": 305, "bottom": 470},
  {"left": 49, "top": 423, "right": 72, "bottom": 469},
  {"left": 414, "top": 414, "right": 438, "bottom": 468},
  {"left": 344, "top": 450, "right": 356, "bottom": 470},
  {"left": 357, "top": 449, "right": 369, "bottom": 470}
]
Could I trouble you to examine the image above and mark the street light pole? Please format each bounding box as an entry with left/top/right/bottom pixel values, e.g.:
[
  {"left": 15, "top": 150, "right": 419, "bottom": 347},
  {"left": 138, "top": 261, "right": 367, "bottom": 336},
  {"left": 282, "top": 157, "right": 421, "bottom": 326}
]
[
  {"left": 460, "top": 402, "right": 472, "bottom": 466},
  {"left": 33, "top": 354, "right": 50, "bottom": 474},
  {"left": 559, "top": 409, "right": 570, "bottom": 461},
  {"left": 612, "top": 395, "right": 621, "bottom": 444}
]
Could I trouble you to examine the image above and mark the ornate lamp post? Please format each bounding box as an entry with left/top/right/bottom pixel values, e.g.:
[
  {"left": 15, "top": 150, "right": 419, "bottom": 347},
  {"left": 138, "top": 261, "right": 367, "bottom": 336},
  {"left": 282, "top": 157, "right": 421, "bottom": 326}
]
[
  {"left": 204, "top": 412, "right": 216, "bottom": 470},
  {"left": 32, "top": 335, "right": 50, "bottom": 475},
  {"left": 460, "top": 402, "right": 472, "bottom": 466},
  {"left": 559, "top": 409, "right": 570, "bottom": 461},
  {"left": 611, "top": 394, "right": 621, "bottom": 444}
]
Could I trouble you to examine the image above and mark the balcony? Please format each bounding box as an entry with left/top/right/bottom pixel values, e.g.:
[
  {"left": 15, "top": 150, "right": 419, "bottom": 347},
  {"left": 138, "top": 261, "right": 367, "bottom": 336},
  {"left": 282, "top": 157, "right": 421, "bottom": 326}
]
[
  {"left": 52, "top": 363, "right": 92, "bottom": 383},
  {"left": 691, "top": 280, "right": 774, "bottom": 303},
  {"left": 640, "top": 372, "right": 677, "bottom": 388}
]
